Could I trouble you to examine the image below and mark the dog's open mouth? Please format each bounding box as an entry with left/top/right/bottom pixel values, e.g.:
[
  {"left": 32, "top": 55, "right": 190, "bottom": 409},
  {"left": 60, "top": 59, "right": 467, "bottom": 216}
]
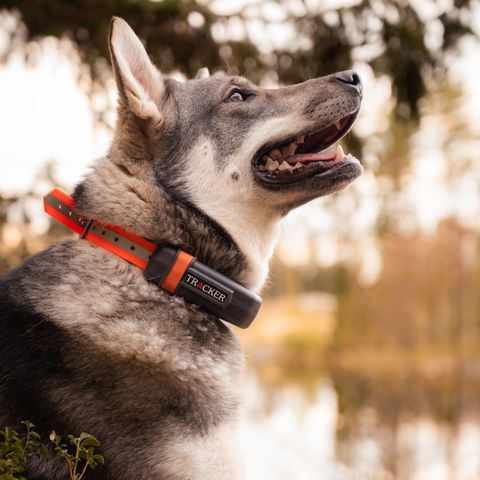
[{"left": 253, "top": 112, "right": 359, "bottom": 185}]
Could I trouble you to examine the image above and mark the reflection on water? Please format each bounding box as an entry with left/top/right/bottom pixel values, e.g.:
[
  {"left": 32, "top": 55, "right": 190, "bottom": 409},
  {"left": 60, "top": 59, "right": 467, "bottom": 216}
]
[
  {"left": 241, "top": 374, "right": 337, "bottom": 479},
  {"left": 241, "top": 369, "right": 480, "bottom": 480}
]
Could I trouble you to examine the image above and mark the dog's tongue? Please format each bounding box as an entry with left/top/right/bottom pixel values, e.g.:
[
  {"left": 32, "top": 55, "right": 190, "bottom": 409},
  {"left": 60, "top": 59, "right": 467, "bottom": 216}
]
[{"left": 286, "top": 145, "right": 343, "bottom": 164}]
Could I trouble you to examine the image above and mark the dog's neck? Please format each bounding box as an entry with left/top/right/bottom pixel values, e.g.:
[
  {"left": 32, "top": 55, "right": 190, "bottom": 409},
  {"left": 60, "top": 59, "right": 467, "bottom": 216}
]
[
  {"left": 72, "top": 155, "right": 258, "bottom": 288},
  {"left": 188, "top": 196, "right": 281, "bottom": 292}
]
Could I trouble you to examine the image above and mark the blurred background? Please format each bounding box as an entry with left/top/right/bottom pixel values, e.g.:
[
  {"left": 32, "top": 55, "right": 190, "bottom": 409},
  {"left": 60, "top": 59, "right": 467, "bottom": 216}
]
[{"left": 1, "top": 0, "right": 480, "bottom": 478}]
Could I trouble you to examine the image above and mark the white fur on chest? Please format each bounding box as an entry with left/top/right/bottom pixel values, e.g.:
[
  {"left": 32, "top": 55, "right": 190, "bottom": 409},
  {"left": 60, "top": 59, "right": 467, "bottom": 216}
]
[{"left": 151, "top": 423, "right": 243, "bottom": 480}]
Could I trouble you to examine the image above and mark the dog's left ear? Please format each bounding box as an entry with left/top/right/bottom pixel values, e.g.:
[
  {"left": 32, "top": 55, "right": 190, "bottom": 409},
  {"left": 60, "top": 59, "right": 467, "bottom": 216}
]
[{"left": 109, "top": 17, "right": 163, "bottom": 122}]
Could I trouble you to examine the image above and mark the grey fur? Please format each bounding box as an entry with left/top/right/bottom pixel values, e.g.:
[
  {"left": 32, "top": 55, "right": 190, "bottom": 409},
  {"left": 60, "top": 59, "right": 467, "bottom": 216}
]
[{"left": 0, "top": 17, "right": 362, "bottom": 479}]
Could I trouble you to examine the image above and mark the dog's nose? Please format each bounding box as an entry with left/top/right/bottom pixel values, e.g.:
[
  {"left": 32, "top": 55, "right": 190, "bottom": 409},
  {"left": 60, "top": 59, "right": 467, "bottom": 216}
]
[{"left": 335, "top": 70, "right": 362, "bottom": 92}]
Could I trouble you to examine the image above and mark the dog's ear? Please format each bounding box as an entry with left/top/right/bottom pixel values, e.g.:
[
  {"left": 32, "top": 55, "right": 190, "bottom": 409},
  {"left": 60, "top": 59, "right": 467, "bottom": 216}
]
[{"left": 109, "top": 17, "right": 163, "bottom": 121}]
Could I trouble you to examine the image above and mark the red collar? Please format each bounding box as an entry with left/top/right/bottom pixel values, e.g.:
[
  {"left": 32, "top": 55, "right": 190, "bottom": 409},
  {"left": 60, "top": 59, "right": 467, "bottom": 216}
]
[{"left": 43, "top": 188, "right": 193, "bottom": 294}]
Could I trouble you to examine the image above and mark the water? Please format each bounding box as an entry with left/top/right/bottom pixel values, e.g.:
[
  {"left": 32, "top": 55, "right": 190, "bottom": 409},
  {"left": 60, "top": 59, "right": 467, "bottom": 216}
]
[{"left": 241, "top": 368, "right": 480, "bottom": 480}]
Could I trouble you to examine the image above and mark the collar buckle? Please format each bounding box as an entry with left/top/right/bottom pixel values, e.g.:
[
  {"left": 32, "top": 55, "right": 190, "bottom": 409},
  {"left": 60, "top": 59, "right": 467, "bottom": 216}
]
[{"left": 79, "top": 219, "right": 93, "bottom": 239}]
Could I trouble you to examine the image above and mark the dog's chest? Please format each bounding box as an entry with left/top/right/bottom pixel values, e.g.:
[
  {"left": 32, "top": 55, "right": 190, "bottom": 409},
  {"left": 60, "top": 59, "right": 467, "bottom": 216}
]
[{"left": 15, "top": 240, "right": 244, "bottom": 428}]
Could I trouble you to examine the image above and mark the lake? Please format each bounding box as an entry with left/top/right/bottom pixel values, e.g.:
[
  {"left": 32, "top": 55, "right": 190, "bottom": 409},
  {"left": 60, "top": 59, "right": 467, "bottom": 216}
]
[{"left": 241, "top": 365, "right": 480, "bottom": 480}]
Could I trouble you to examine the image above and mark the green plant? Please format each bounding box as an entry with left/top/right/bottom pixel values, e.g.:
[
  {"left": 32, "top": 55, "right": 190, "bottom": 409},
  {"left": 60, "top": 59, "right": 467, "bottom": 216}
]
[
  {"left": 0, "top": 422, "right": 104, "bottom": 480},
  {"left": 0, "top": 421, "right": 44, "bottom": 480},
  {"left": 49, "top": 431, "right": 104, "bottom": 480}
]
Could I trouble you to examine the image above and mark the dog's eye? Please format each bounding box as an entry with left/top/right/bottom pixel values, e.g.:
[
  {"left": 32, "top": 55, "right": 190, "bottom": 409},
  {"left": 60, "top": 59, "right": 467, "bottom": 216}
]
[{"left": 226, "top": 90, "right": 248, "bottom": 102}]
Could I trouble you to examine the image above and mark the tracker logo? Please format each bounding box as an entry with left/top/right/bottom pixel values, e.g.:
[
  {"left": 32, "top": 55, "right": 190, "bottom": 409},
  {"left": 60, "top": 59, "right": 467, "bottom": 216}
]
[{"left": 184, "top": 273, "right": 228, "bottom": 303}]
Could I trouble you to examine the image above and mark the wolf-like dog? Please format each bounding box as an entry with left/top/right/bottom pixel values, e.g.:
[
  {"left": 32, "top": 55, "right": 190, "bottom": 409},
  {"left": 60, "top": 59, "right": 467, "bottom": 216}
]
[{"left": 0, "top": 17, "right": 362, "bottom": 480}]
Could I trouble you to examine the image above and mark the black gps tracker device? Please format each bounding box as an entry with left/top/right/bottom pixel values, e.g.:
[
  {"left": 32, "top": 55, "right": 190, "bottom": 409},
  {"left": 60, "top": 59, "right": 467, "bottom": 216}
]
[{"left": 144, "top": 244, "right": 262, "bottom": 329}]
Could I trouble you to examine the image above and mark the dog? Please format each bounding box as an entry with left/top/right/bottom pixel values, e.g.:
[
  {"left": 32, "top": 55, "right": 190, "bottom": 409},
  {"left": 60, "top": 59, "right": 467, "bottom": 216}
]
[{"left": 0, "top": 17, "right": 362, "bottom": 480}]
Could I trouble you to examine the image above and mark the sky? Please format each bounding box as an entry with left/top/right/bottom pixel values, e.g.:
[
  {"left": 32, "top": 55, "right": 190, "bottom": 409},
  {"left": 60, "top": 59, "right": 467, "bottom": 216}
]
[{"left": 0, "top": 39, "right": 108, "bottom": 194}]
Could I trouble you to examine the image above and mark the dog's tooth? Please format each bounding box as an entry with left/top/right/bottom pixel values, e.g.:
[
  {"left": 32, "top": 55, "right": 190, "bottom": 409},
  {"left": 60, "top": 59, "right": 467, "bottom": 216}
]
[
  {"left": 279, "top": 161, "right": 293, "bottom": 171},
  {"left": 266, "top": 158, "right": 280, "bottom": 171},
  {"left": 334, "top": 121, "right": 341, "bottom": 130},
  {"left": 282, "top": 143, "right": 297, "bottom": 156},
  {"left": 294, "top": 162, "right": 303, "bottom": 169},
  {"left": 270, "top": 149, "right": 282, "bottom": 159},
  {"left": 296, "top": 135, "right": 305, "bottom": 144},
  {"left": 335, "top": 144, "right": 345, "bottom": 161}
]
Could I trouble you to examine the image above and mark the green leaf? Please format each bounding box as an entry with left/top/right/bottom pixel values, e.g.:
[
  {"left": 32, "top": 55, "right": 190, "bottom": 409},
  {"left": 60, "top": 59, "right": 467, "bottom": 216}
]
[{"left": 80, "top": 437, "right": 100, "bottom": 448}]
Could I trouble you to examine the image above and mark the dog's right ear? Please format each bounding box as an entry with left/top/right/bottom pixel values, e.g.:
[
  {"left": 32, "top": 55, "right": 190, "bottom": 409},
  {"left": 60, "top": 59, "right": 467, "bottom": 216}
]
[{"left": 109, "top": 17, "right": 163, "bottom": 122}]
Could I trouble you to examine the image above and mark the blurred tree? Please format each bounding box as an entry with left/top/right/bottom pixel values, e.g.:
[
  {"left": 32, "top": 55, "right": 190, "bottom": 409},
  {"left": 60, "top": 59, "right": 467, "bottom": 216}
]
[
  {"left": 0, "top": 0, "right": 476, "bottom": 121},
  {"left": 0, "top": 164, "right": 69, "bottom": 273},
  {"left": 333, "top": 218, "right": 480, "bottom": 356}
]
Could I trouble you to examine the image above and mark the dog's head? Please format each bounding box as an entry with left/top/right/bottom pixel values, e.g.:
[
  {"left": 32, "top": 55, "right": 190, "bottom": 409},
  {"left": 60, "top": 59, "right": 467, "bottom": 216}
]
[{"left": 107, "top": 17, "right": 363, "bottom": 289}]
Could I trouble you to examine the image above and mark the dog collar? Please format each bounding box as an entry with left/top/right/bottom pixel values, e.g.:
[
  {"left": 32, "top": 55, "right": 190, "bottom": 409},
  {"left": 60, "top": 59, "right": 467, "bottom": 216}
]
[{"left": 43, "top": 189, "right": 261, "bottom": 328}]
